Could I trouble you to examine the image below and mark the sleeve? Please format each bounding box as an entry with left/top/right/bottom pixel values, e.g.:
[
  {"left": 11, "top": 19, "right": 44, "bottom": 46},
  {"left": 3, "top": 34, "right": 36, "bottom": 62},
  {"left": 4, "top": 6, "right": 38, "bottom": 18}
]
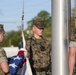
[
  {"left": 70, "top": 28, "right": 76, "bottom": 41},
  {"left": 0, "top": 48, "right": 8, "bottom": 63},
  {"left": 26, "top": 39, "right": 31, "bottom": 59}
]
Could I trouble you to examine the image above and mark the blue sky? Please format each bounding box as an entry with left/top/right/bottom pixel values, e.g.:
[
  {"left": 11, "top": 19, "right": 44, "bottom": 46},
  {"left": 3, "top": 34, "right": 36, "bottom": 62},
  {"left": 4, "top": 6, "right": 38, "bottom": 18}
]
[{"left": 0, "top": 0, "right": 74, "bottom": 32}]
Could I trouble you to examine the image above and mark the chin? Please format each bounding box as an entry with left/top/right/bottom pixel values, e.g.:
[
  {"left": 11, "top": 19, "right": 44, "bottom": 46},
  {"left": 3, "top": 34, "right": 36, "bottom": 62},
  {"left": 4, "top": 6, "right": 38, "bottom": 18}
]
[{"left": 39, "top": 35, "right": 42, "bottom": 37}]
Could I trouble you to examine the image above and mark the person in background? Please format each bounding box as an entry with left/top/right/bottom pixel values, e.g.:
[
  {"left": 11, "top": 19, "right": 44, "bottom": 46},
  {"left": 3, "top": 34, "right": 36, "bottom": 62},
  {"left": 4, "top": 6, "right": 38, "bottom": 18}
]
[
  {"left": 69, "top": 29, "right": 76, "bottom": 75},
  {"left": 26, "top": 20, "right": 51, "bottom": 75},
  {"left": 0, "top": 24, "right": 10, "bottom": 75}
]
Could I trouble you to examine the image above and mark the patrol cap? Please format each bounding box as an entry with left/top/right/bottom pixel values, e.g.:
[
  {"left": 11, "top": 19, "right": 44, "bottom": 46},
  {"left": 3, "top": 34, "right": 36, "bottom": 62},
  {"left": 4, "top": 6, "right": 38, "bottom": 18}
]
[
  {"left": 33, "top": 20, "right": 45, "bottom": 29},
  {"left": 0, "top": 24, "right": 5, "bottom": 33}
]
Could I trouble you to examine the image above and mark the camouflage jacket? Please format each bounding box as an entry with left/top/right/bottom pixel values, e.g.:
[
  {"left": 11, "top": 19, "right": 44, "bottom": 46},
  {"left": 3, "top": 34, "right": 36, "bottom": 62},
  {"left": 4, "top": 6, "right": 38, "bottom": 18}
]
[
  {"left": 70, "top": 28, "right": 76, "bottom": 42},
  {"left": 26, "top": 36, "right": 51, "bottom": 68},
  {"left": 0, "top": 47, "right": 8, "bottom": 75}
]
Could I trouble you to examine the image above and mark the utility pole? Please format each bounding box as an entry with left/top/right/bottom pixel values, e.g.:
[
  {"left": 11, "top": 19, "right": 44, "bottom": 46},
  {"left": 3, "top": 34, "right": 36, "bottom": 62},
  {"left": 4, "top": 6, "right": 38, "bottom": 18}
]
[
  {"left": 21, "top": 0, "right": 24, "bottom": 31},
  {"left": 52, "top": 0, "right": 70, "bottom": 75},
  {"left": 75, "top": 0, "right": 76, "bottom": 28}
]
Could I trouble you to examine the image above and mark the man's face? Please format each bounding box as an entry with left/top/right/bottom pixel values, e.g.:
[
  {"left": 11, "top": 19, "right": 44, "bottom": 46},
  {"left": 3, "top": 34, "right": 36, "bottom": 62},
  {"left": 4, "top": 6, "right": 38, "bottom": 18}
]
[
  {"left": 0, "top": 32, "right": 5, "bottom": 42},
  {"left": 33, "top": 26, "right": 44, "bottom": 37}
]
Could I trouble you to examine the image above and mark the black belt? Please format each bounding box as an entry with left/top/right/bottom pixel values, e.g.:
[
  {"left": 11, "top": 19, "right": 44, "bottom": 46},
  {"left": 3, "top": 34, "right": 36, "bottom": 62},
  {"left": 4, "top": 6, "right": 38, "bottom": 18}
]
[{"left": 35, "top": 67, "right": 48, "bottom": 72}]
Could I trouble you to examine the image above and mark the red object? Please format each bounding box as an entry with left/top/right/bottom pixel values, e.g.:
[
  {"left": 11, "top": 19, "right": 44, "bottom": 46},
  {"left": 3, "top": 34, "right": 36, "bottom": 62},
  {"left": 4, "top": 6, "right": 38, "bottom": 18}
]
[
  {"left": 18, "top": 50, "right": 24, "bottom": 55},
  {"left": 17, "top": 50, "right": 26, "bottom": 68}
]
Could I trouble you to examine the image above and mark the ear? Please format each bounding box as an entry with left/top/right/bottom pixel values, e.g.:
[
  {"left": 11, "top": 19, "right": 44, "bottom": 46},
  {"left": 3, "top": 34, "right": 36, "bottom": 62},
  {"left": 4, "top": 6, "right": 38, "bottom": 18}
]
[{"left": 32, "top": 26, "right": 35, "bottom": 31}]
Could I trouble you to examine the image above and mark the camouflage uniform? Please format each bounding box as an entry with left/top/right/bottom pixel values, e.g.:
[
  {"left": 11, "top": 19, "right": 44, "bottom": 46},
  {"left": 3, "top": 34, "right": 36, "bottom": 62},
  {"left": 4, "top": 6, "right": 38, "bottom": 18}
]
[
  {"left": 26, "top": 36, "right": 51, "bottom": 75},
  {"left": 0, "top": 24, "right": 10, "bottom": 75},
  {"left": 0, "top": 48, "right": 8, "bottom": 75},
  {"left": 70, "top": 28, "right": 76, "bottom": 47}
]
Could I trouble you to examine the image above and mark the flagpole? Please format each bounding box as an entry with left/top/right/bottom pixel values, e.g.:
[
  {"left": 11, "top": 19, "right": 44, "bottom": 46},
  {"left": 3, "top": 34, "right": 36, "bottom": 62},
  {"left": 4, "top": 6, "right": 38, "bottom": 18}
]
[
  {"left": 52, "top": 0, "right": 70, "bottom": 75},
  {"left": 21, "top": 0, "right": 24, "bottom": 31}
]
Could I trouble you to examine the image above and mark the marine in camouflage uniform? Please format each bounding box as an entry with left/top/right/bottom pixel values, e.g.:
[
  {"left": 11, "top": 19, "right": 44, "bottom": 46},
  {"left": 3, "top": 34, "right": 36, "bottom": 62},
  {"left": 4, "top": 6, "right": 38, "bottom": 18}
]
[
  {"left": 69, "top": 28, "right": 76, "bottom": 75},
  {"left": 0, "top": 24, "right": 10, "bottom": 75},
  {"left": 26, "top": 20, "right": 51, "bottom": 75}
]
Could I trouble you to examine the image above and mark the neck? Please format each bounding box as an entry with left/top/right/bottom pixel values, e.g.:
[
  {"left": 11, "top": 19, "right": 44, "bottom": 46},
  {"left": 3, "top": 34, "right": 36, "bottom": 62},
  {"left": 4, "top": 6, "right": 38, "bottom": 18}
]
[{"left": 34, "top": 34, "right": 42, "bottom": 39}]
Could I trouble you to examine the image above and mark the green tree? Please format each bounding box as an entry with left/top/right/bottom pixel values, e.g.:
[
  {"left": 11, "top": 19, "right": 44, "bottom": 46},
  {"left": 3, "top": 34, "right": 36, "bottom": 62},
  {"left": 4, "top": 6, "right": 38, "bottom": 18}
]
[{"left": 0, "top": 30, "right": 27, "bottom": 47}]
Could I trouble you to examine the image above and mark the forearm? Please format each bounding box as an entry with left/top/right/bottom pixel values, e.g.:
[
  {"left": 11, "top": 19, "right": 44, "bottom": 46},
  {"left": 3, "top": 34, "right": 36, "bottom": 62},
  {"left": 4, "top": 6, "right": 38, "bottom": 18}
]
[{"left": 0, "top": 62, "right": 9, "bottom": 73}]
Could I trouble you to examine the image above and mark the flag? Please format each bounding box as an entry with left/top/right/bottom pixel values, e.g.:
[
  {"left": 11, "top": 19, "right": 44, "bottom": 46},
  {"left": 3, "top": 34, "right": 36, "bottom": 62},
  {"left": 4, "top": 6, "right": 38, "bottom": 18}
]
[
  {"left": 17, "top": 49, "right": 33, "bottom": 75},
  {"left": 8, "top": 31, "right": 32, "bottom": 75},
  {"left": 16, "top": 31, "right": 33, "bottom": 75},
  {"left": 8, "top": 54, "right": 24, "bottom": 75}
]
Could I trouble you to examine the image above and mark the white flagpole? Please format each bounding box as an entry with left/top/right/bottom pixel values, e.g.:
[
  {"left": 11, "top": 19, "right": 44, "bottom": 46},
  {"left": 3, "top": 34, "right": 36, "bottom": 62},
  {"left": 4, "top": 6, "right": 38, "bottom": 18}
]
[{"left": 52, "top": 0, "right": 71, "bottom": 75}]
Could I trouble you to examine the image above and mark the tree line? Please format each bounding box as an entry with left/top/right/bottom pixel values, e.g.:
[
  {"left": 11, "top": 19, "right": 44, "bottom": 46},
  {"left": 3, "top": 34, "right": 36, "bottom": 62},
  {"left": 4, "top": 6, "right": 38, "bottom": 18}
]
[{"left": 0, "top": 9, "right": 75, "bottom": 47}]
